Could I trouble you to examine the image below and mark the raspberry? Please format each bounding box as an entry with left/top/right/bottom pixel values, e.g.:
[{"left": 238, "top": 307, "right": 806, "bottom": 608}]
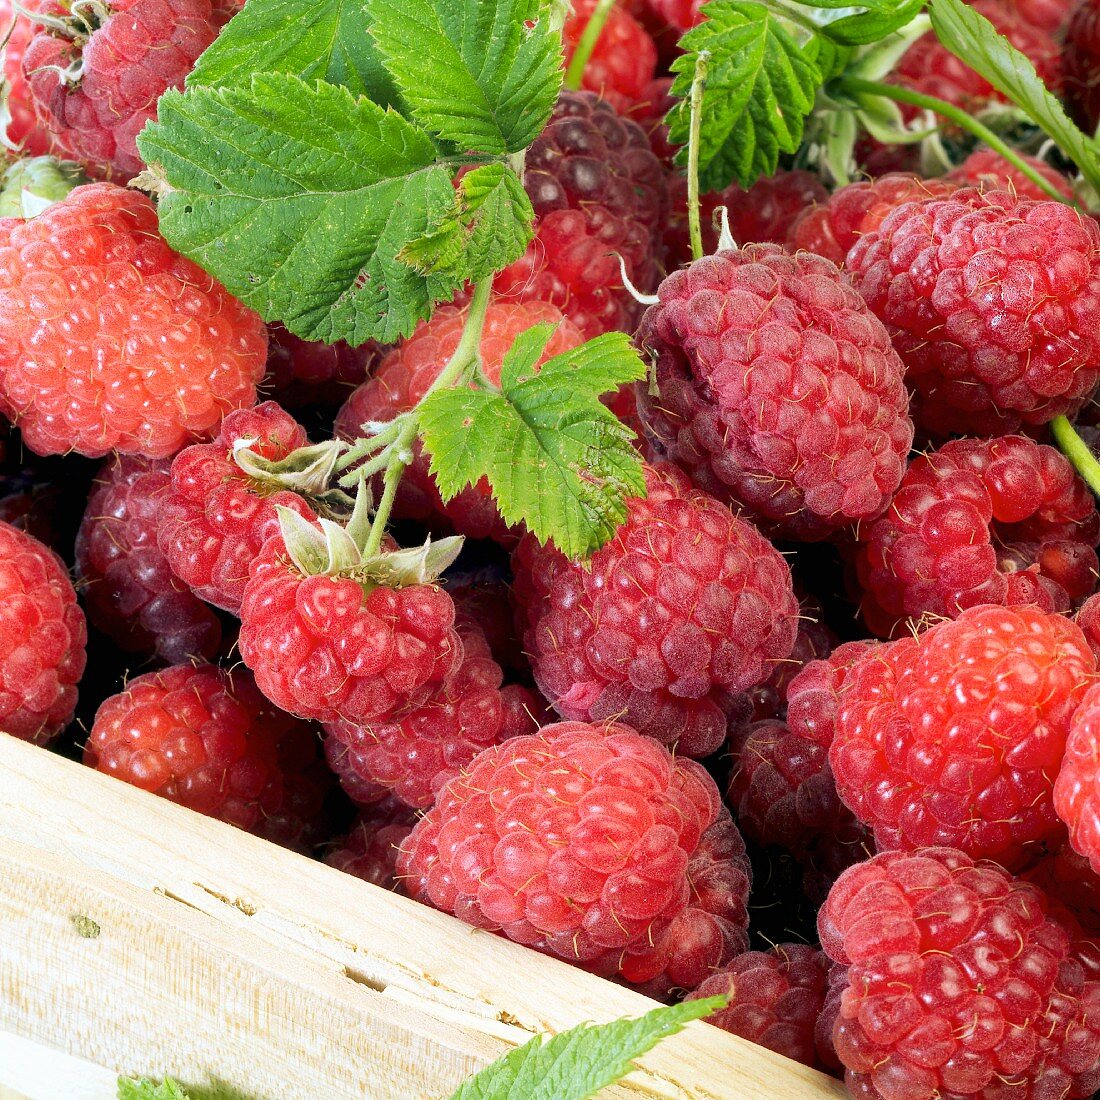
[
  {"left": 1055, "top": 682, "right": 1100, "bottom": 876},
  {"left": 263, "top": 325, "right": 377, "bottom": 408},
  {"left": 397, "top": 721, "right": 752, "bottom": 995},
  {"left": 635, "top": 246, "right": 913, "bottom": 540},
  {"left": 157, "top": 402, "right": 318, "bottom": 615},
  {"left": 848, "top": 188, "right": 1100, "bottom": 438},
  {"left": 495, "top": 91, "right": 666, "bottom": 338},
  {"left": 446, "top": 569, "right": 525, "bottom": 673},
  {"left": 643, "top": 0, "right": 704, "bottom": 31},
  {"left": 1076, "top": 590, "right": 1100, "bottom": 660},
  {"left": 1025, "top": 843, "right": 1100, "bottom": 937},
  {"left": 833, "top": 604, "right": 1095, "bottom": 866},
  {"left": 785, "top": 639, "right": 880, "bottom": 749},
  {"left": 511, "top": 463, "right": 799, "bottom": 758},
  {"left": 325, "top": 798, "right": 417, "bottom": 890},
  {"left": 820, "top": 847, "right": 1100, "bottom": 1100},
  {"left": 1004, "top": 0, "right": 1076, "bottom": 31},
  {"left": 562, "top": 0, "right": 657, "bottom": 114},
  {"left": 688, "top": 944, "right": 831, "bottom": 1069},
  {"left": 0, "top": 183, "right": 266, "bottom": 458},
  {"left": 853, "top": 435, "right": 1100, "bottom": 637},
  {"left": 1, "top": 1, "right": 50, "bottom": 153},
  {"left": 0, "top": 519, "right": 85, "bottom": 743},
  {"left": 85, "top": 664, "right": 332, "bottom": 851},
  {"left": 335, "top": 300, "right": 584, "bottom": 546},
  {"left": 22, "top": 0, "right": 218, "bottom": 181},
  {"left": 1066, "top": 0, "right": 1100, "bottom": 131},
  {"left": 623, "top": 76, "right": 676, "bottom": 164},
  {"left": 787, "top": 174, "right": 961, "bottom": 266},
  {"left": 76, "top": 454, "right": 222, "bottom": 664},
  {"left": 946, "top": 147, "right": 1077, "bottom": 201}
]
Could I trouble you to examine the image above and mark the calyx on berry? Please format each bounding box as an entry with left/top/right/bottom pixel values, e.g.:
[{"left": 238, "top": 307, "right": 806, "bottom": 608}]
[
  {"left": 0, "top": 155, "right": 86, "bottom": 217},
  {"left": 232, "top": 436, "right": 355, "bottom": 514}
]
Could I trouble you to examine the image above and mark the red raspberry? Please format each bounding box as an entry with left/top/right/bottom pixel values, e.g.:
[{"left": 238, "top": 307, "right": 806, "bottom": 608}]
[
  {"left": 1066, "top": 0, "right": 1100, "bottom": 131},
  {"left": 643, "top": 0, "right": 704, "bottom": 31},
  {"left": 1003, "top": 0, "right": 1076, "bottom": 31},
  {"left": 688, "top": 944, "right": 831, "bottom": 1069},
  {"left": 263, "top": 325, "right": 377, "bottom": 408},
  {"left": 0, "top": 183, "right": 266, "bottom": 458},
  {"left": 446, "top": 570, "right": 525, "bottom": 673},
  {"left": 787, "top": 174, "right": 961, "bottom": 266},
  {"left": 22, "top": 0, "right": 218, "bottom": 181},
  {"left": 833, "top": 604, "right": 1095, "bottom": 866},
  {"left": 1025, "top": 843, "right": 1100, "bottom": 937},
  {"left": 636, "top": 246, "right": 913, "bottom": 540},
  {"left": 946, "top": 147, "right": 1077, "bottom": 201},
  {"left": 853, "top": 435, "right": 1100, "bottom": 638},
  {"left": 849, "top": 188, "right": 1100, "bottom": 438},
  {"left": 1055, "top": 682, "right": 1100, "bottom": 875},
  {"left": 397, "top": 721, "right": 752, "bottom": 995},
  {"left": 335, "top": 300, "right": 584, "bottom": 546},
  {"left": 820, "top": 848, "right": 1100, "bottom": 1100},
  {"left": 157, "top": 402, "right": 318, "bottom": 615},
  {"left": 511, "top": 463, "right": 799, "bottom": 758},
  {"left": 1, "top": 1, "right": 50, "bottom": 153},
  {"left": 0, "top": 519, "right": 84, "bottom": 743},
  {"left": 785, "top": 639, "right": 880, "bottom": 749},
  {"left": 495, "top": 91, "right": 666, "bottom": 338},
  {"left": 85, "top": 664, "right": 332, "bottom": 850},
  {"left": 325, "top": 798, "right": 417, "bottom": 890},
  {"left": 562, "top": 0, "right": 657, "bottom": 115},
  {"left": 1076, "top": 590, "right": 1100, "bottom": 660},
  {"left": 623, "top": 76, "right": 676, "bottom": 164},
  {"left": 76, "top": 454, "right": 222, "bottom": 664}
]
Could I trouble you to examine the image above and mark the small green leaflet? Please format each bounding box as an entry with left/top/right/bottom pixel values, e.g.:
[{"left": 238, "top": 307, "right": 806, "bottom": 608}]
[
  {"left": 929, "top": 0, "right": 1100, "bottom": 193},
  {"left": 187, "top": 0, "right": 400, "bottom": 105},
  {"left": 117, "top": 1078, "right": 192, "bottom": 1100},
  {"left": 447, "top": 996, "right": 726, "bottom": 1100},
  {"left": 139, "top": 75, "right": 465, "bottom": 345},
  {"left": 669, "top": 0, "right": 822, "bottom": 190},
  {"left": 809, "top": 0, "right": 925, "bottom": 46},
  {"left": 418, "top": 327, "right": 646, "bottom": 558},
  {"left": 369, "top": 0, "right": 562, "bottom": 154}
]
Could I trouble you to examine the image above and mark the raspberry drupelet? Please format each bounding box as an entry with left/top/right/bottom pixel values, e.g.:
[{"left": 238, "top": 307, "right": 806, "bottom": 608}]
[
  {"left": 635, "top": 245, "right": 914, "bottom": 541},
  {"left": 511, "top": 463, "right": 800, "bottom": 758},
  {"left": 1055, "top": 682, "right": 1100, "bottom": 876},
  {"left": 397, "top": 720, "right": 752, "bottom": 996}
]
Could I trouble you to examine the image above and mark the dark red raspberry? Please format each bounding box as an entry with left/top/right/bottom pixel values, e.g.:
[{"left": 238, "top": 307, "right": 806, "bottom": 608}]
[
  {"left": 833, "top": 604, "right": 1095, "bottom": 866},
  {"left": 785, "top": 639, "right": 881, "bottom": 749},
  {"left": 787, "top": 174, "right": 961, "bottom": 266},
  {"left": 76, "top": 454, "right": 222, "bottom": 664},
  {"left": 1055, "top": 682, "right": 1100, "bottom": 875},
  {"left": 849, "top": 188, "right": 1100, "bottom": 438},
  {"left": 511, "top": 463, "right": 799, "bottom": 758},
  {"left": 22, "top": 0, "right": 218, "bottom": 180},
  {"left": 1065, "top": 0, "right": 1100, "bottom": 131},
  {"left": 325, "top": 798, "right": 417, "bottom": 890},
  {"left": 397, "top": 721, "right": 752, "bottom": 995},
  {"left": 623, "top": 76, "right": 676, "bottom": 164},
  {"left": 562, "top": 0, "right": 657, "bottom": 115},
  {"left": 1, "top": 1, "right": 50, "bottom": 153},
  {"left": 820, "top": 847, "right": 1100, "bottom": 1100},
  {"left": 0, "top": 519, "right": 85, "bottom": 743},
  {"left": 157, "top": 402, "right": 318, "bottom": 615},
  {"left": 636, "top": 246, "right": 913, "bottom": 540},
  {"left": 85, "top": 663, "right": 331, "bottom": 850},
  {"left": 263, "top": 325, "right": 377, "bottom": 408},
  {"left": 0, "top": 183, "right": 266, "bottom": 458},
  {"left": 335, "top": 300, "right": 584, "bottom": 546},
  {"left": 852, "top": 435, "right": 1100, "bottom": 638},
  {"left": 446, "top": 570, "right": 525, "bottom": 673},
  {"left": 1025, "top": 843, "right": 1100, "bottom": 936},
  {"left": 688, "top": 944, "right": 831, "bottom": 1070},
  {"left": 946, "top": 147, "right": 1077, "bottom": 201},
  {"left": 495, "top": 91, "right": 666, "bottom": 338}
]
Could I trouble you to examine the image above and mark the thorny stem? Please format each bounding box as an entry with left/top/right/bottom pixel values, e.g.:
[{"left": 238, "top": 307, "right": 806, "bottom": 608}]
[
  {"left": 1052, "top": 415, "right": 1100, "bottom": 496},
  {"left": 687, "top": 50, "right": 710, "bottom": 263},
  {"left": 564, "top": 0, "right": 616, "bottom": 92},
  {"left": 838, "top": 77, "right": 1079, "bottom": 208}
]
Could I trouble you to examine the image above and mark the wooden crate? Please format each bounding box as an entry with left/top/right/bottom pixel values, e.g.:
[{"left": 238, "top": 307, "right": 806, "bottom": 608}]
[{"left": 0, "top": 735, "right": 846, "bottom": 1100}]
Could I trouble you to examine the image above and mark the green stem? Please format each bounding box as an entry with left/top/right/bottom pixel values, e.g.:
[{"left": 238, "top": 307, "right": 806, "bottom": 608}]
[
  {"left": 334, "top": 417, "right": 405, "bottom": 475},
  {"left": 686, "top": 50, "right": 710, "bottom": 263},
  {"left": 1052, "top": 414, "right": 1100, "bottom": 496},
  {"left": 563, "top": 0, "right": 615, "bottom": 92},
  {"left": 838, "top": 77, "right": 1078, "bottom": 208}
]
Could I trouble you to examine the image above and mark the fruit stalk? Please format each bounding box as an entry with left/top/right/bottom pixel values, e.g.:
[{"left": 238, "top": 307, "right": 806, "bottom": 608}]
[
  {"left": 1052, "top": 414, "right": 1100, "bottom": 496},
  {"left": 563, "top": 0, "right": 616, "bottom": 91},
  {"left": 687, "top": 49, "right": 710, "bottom": 262}
]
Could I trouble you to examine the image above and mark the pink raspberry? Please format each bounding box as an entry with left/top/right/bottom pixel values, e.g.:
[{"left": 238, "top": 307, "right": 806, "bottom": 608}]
[
  {"left": 397, "top": 721, "right": 752, "bottom": 995},
  {"left": 853, "top": 435, "right": 1099, "bottom": 637},
  {"left": 511, "top": 463, "right": 799, "bottom": 758},
  {"left": 1055, "top": 682, "right": 1100, "bottom": 876},
  {"left": 157, "top": 402, "right": 318, "bottom": 615},
  {"left": 262, "top": 325, "right": 377, "bottom": 408},
  {"left": 833, "top": 604, "right": 1095, "bottom": 866},
  {"left": 0, "top": 519, "right": 85, "bottom": 743},
  {"left": 76, "top": 454, "right": 222, "bottom": 664},
  {"left": 0, "top": 183, "right": 266, "bottom": 458},
  {"left": 22, "top": 0, "right": 218, "bottom": 180},
  {"left": 325, "top": 798, "right": 417, "bottom": 890},
  {"left": 562, "top": 0, "right": 657, "bottom": 115},
  {"left": 848, "top": 188, "right": 1100, "bottom": 438},
  {"left": 688, "top": 944, "right": 832, "bottom": 1070},
  {"left": 820, "top": 847, "right": 1100, "bottom": 1100},
  {"left": 1, "top": 1, "right": 50, "bottom": 153},
  {"left": 946, "top": 147, "right": 1077, "bottom": 201},
  {"left": 635, "top": 245, "right": 913, "bottom": 540}
]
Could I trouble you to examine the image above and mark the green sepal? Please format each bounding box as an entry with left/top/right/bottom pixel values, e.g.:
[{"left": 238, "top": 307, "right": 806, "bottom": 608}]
[
  {"left": 0, "top": 156, "right": 88, "bottom": 218},
  {"left": 232, "top": 437, "right": 354, "bottom": 514}
]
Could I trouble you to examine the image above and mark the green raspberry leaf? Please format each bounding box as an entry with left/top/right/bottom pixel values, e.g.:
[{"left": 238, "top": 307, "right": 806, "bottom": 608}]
[
  {"left": 669, "top": 0, "right": 822, "bottom": 190},
  {"left": 187, "top": 0, "right": 400, "bottom": 105},
  {"left": 928, "top": 0, "right": 1100, "bottom": 192},
  {"left": 418, "top": 328, "right": 647, "bottom": 558},
  {"left": 368, "top": 0, "right": 562, "bottom": 153},
  {"left": 813, "top": 0, "right": 925, "bottom": 45},
  {"left": 446, "top": 997, "right": 727, "bottom": 1100},
  {"left": 138, "top": 75, "right": 466, "bottom": 345},
  {"left": 117, "top": 1078, "right": 192, "bottom": 1100}
]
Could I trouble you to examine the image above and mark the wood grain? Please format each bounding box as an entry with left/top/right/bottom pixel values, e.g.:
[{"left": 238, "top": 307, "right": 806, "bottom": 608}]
[{"left": 0, "top": 735, "right": 846, "bottom": 1100}]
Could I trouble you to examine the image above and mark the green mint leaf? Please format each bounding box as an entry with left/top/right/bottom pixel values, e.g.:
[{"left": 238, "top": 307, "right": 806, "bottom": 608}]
[
  {"left": 814, "top": 0, "right": 925, "bottom": 44},
  {"left": 418, "top": 329, "right": 647, "bottom": 558},
  {"left": 368, "top": 0, "right": 562, "bottom": 153},
  {"left": 928, "top": 0, "right": 1100, "bottom": 192},
  {"left": 138, "top": 75, "right": 463, "bottom": 345},
  {"left": 447, "top": 997, "right": 727, "bottom": 1100},
  {"left": 117, "top": 1078, "right": 192, "bottom": 1100},
  {"left": 187, "top": 0, "right": 400, "bottom": 104},
  {"left": 669, "top": 0, "right": 822, "bottom": 190}
]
